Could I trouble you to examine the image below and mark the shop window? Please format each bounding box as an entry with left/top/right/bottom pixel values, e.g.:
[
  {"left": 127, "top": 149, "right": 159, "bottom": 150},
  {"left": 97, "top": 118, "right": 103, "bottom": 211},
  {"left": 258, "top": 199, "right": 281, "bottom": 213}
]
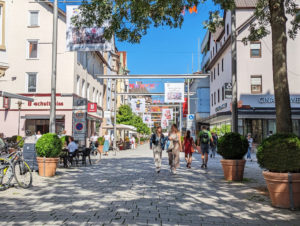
[
  {"left": 27, "top": 72, "right": 37, "bottom": 92},
  {"left": 29, "top": 11, "right": 39, "bottom": 27},
  {"left": 251, "top": 75, "right": 262, "bottom": 94},
  {"left": 27, "top": 40, "right": 38, "bottom": 59},
  {"left": 250, "top": 42, "right": 261, "bottom": 58}
]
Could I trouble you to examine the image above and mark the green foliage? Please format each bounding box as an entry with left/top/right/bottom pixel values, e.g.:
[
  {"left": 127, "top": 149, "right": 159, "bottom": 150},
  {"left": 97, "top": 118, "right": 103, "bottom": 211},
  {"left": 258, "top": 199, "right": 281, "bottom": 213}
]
[
  {"left": 257, "top": 134, "right": 300, "bottom": 173},
  {"left": 97, "top": 136, "right": 105, "bottom": 145},
  {"left": 116, "top": 105, "right": 150, "bottom": 135},
  {"left": 211, "top": 125, "right": 231, "bottom": 136},
  {"left": 36, "top": 133, "right": 62, "bottom": 158},
  {"left": 60, "top": 135, "right": 69, "bottom": 147},
  {"left": 217, "top": 132, "right": 248, "bottom": 160}
]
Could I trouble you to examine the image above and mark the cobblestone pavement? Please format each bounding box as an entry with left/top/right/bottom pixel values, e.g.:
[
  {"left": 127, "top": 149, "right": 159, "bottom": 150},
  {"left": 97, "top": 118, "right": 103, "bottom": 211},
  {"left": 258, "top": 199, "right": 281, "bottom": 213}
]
[{"left": 1, "top": 144, "right": 300, "bottom": 225}]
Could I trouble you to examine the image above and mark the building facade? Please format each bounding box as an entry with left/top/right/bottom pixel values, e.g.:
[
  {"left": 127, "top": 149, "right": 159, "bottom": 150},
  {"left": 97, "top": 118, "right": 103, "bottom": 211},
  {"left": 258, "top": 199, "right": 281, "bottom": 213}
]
[
  {"left": 0, "top": 0, "right": 106, "bottom": 139},
  {"left": 0, "top": 0, "right": 8, "bottom": 77},
  {"left": 201, "top": 0, "right": 300, "bottom": 142}
]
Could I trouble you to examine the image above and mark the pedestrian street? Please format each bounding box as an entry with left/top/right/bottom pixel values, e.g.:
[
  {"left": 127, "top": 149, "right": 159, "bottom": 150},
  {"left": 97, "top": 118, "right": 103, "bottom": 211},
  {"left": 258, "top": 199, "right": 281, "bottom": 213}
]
[{"left": 1, "top": 144, "right": 300, "bottom": 225}]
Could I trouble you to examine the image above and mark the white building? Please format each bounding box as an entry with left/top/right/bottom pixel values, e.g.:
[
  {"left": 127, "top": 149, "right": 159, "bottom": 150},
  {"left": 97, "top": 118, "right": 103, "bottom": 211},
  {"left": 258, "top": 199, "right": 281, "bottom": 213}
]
[
  {"left": 0, "top": 0, "right": 108, "bottom": 139},
  {"left": 0, "top": 0, "right": 8, "bottom": 77},
  {"left": 201, "top": 0, "right": 300, "bottom": 142}
]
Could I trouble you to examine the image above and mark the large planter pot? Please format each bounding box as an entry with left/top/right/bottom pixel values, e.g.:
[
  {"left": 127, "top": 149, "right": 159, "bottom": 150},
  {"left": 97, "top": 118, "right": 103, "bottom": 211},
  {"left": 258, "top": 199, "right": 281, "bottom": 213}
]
[
  {"left": 220, "top": 159, "right": 246, "bottom": 181},
  {"left": 263, "top": 171, "right": 300, "bottom": 209},
  {"left": 36, "top": 157, "right": 59, "bottom": 177}
]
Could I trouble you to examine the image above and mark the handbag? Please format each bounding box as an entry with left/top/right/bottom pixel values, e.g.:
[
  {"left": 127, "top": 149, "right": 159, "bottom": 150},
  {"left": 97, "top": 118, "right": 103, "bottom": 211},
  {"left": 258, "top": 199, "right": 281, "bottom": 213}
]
[{"left": 167, "top": 140, "right": 174, "bottom": 151}]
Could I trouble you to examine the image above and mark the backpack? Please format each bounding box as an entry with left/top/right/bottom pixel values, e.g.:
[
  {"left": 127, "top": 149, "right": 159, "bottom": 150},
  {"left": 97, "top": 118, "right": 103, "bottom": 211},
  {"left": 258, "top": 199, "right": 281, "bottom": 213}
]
[{"left": 200, "top": 131, "right": 209, "bottom": 144}]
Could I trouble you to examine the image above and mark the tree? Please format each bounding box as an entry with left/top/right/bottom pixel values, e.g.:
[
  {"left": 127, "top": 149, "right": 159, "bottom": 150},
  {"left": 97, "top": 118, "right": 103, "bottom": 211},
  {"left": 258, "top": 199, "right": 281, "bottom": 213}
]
[{"left": 74, "top": 0, "right": 300, "bottom": 134}]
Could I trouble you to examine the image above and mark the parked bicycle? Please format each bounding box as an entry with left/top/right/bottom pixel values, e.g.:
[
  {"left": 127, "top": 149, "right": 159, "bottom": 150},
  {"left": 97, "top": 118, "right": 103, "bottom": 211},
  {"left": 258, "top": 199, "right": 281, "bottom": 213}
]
[{"left": 0, "top": 137, "right": 32, "bottom": 191}]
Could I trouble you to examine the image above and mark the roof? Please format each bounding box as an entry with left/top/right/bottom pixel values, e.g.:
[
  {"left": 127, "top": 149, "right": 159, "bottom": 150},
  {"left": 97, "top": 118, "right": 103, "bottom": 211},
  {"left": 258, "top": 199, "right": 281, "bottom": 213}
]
[{"left": 235, "top": 0, "right": 258, "bottom": 8}]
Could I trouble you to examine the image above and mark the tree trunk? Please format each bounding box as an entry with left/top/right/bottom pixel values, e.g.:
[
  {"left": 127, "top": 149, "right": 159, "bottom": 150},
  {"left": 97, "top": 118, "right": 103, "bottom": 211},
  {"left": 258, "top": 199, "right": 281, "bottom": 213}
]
[{"left": 269, "top": 0, "right": 293, "bottom": 134}]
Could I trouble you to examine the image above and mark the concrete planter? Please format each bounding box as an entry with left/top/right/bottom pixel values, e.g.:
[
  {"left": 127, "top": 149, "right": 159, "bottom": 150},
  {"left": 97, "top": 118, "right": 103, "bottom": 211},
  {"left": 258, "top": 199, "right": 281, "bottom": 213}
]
[
  {"left": 220, "top": 159, "right": 246, "bottom": 181},
  {"left": 263, "top": 171, "right": 300, "bottom": 209},
  {"left": 37, "top": 157, "right": 59, "bottom": 177}
]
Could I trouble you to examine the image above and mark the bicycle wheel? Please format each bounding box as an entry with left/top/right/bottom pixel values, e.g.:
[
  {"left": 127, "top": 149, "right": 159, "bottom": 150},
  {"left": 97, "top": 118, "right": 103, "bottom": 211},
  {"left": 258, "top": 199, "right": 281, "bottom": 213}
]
[
  {"left": 14, "top": 160, "right": 32, "bottom": 189},
  {"left": 0, "top": 158, "right": 14, "bottom": 190}
]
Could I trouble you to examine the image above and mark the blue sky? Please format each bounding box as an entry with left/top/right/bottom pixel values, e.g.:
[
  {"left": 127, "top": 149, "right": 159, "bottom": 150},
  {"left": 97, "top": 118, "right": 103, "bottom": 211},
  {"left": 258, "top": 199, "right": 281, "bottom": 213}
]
[{"left": 58, "top": 1, "right": 218, "bottom": 101}]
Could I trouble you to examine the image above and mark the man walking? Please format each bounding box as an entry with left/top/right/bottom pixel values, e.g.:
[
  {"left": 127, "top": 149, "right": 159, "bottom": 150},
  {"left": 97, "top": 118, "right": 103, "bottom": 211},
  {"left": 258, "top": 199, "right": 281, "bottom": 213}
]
[
  {"left": 150, "top": 126, "right": 165, "bottom": 173},
  {"left": 198, "top": 125, "right": 213, "bottom": 169}
]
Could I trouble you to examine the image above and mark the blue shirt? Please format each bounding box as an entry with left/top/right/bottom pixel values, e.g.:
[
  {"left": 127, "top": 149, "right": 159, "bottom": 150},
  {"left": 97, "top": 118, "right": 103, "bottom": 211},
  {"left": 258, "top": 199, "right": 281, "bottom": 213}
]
[{"left": 67, "top": 141, "right": 78, "bottom": 153}]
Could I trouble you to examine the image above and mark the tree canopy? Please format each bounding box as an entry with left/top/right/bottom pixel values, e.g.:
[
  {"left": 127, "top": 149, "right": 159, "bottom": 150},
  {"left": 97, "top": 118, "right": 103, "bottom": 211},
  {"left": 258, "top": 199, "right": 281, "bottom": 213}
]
[{"left": 117, "top": 105, "right": 150, "bottom": 135}]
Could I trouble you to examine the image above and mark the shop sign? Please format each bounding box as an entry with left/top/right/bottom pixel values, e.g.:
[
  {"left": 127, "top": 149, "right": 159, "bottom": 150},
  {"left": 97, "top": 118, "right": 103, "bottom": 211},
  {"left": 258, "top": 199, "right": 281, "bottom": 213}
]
[
  {"left": 259, "top": 96, "right": 300, "bottom": 104},
  {"left": 225, "top": 83, "right": 232, "bottom": 99},
  {"left": 3, "top": 97, "right": 10, "bottom": 109},
  {"left": 73, "top": 96, "right": 87, "bottom": 110},
  {"left": 88, "top": 103, "right": 97, "bottom": 112},
  {"left": 28, "top": 101, "right": 63, "bottom": 107},
  {"left": 215, "top": 103, "right": 228, "bottom": 112}
]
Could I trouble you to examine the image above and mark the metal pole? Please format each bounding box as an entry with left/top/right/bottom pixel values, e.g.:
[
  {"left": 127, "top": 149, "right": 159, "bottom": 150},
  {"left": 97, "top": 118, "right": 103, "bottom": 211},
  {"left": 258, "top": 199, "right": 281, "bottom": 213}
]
[
  {"left": 18, "top": 101, "right": 22, "bottom": 136},
  {"left": 231, "top": 9, "right": 238, "bottom": 133},
  {"left": 180, "top": 103, "right": 182, "bottom": 134},
  {"left": 187, "top": 79, "right": 190, "bottom": 115},
  {"left": 113, "top": 79, "right": 117, "bottom": 156},
  {"left": 49, "top": 0, "right": 58, "bottom": 133}
]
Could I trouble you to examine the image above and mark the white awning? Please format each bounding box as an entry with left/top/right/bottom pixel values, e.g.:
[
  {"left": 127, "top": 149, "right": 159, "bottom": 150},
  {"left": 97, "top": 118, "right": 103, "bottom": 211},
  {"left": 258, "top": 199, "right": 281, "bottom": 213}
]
[{"left": 102, "top": 124, "right": 137, "bottom": 132}]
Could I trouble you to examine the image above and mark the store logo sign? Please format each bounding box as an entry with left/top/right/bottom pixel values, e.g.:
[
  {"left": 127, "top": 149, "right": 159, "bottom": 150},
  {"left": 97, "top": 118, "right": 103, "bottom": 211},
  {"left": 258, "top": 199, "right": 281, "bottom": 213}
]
[
  {"left": 88, "top": 103, "right": 97, "bottom": 112},
  {"left": 28, "top": 101, "right": 64, "bottom": 107},
  {"left": 259, "top": 96, "right": 300, "bottom": 104}
]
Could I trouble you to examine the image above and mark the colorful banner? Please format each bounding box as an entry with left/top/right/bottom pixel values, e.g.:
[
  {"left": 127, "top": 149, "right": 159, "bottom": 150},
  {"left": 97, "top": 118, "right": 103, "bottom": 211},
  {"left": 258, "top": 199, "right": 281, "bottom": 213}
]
[
  {"left": 129, "top": 83, "right": 158, "bottom": 90},
  {"left": 164, "top": 83, "right": 185, "bottom": 103},
  {"left": 161, "top": 116, "right": 169, "bottom": 129},
  {"left": 162, "top": 108, "right": 173, "bottom": 120},
  {"left": 182, "top": 97, "right": 188, "bottom": 118},
  {"left": 130, "top": 98, "right": 146, "bottom": 113},
  {"left": 66, "top": 5, "right": 113, "bottom": 52}
]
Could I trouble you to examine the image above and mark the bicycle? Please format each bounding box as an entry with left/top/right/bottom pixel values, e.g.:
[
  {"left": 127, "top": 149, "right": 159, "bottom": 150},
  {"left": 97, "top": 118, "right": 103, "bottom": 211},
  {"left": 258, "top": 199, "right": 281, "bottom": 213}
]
[{"left": 0, "top": 138, "right": 32, "bottom": 190}]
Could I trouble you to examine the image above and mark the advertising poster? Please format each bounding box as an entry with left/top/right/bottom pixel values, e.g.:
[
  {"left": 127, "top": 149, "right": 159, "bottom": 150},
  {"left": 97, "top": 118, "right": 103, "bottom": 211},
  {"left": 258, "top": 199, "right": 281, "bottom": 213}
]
[
  {"left": 66, "top": 5, "right": 113, "bottom": 52},
  {"left": 162, "top": 108, "right": 173, "bottom": 120},
  {"left": 164, "top": 83, "right": 185, "bottom": 103},
  {"left": 143, "top": 114, "right": 152, "bottom": 124},
  {"left": 161, "top": 116, "right": 169, "bottom": 129},
  {"left": 131, "top": 98, "right": 146, "bottom": 113}
]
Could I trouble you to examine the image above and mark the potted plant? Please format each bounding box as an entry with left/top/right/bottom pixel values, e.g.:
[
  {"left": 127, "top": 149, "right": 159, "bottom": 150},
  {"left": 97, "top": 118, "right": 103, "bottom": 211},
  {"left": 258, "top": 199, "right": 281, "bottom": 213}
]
[
  {"left": 97, "top": 136, "right": 105, "bottom": 154},
  {"left": 217, "top": 132, "right": 248, "bottom": 181},
  {"left": 257, "top": 134, "right": 300, "bottom": 209},
  {"left": 140, "top": 137, "right": 144, "bottom": 145},
  {"left": 36, "top": 133, "right": 62, "bottom": 177}
]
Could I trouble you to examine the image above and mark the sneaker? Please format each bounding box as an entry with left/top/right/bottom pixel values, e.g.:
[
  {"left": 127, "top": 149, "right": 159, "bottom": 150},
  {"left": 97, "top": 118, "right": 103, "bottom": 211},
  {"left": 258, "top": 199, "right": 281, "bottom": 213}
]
[
  {"left": 201, "top": 164, "right": 204, "bottom": 168},
  {"left": 204, "top": 164, "right": 207, "bottom": 169}
]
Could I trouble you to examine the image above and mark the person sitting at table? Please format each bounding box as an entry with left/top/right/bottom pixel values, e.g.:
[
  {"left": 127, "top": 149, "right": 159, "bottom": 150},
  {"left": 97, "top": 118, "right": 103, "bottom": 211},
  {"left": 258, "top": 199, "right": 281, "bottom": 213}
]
[{"left": 67, "top": 136, "right": 78, "bottom": 165}]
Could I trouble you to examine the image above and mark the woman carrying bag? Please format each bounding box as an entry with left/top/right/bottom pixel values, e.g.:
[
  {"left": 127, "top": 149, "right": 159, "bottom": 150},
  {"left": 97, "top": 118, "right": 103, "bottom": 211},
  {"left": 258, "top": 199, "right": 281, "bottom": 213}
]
[
  {"left": 150, "top": 126, "right": 166, "bottom": 173},
  {"left": 183, "top": 130, "right": 195, "bottom": 168},
  {"left": 168, "top": 124, "right": 182, "bottom": 175}
]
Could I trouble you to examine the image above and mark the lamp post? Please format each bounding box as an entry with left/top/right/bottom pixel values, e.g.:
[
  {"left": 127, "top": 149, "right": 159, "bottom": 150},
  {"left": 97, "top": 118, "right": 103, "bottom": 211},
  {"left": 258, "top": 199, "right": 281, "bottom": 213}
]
[
  {"left": 49, "top": 0, "right": 58, "bottom": 133},
  {"left": 17, "top": 101, "right": 23, "bottom": 136}
]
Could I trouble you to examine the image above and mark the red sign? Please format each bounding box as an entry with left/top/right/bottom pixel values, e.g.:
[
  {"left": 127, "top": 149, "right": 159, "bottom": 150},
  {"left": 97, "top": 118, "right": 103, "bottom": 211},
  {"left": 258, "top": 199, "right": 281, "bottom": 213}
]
[
  {"left": 3, "top": 97, "right": 10, "bottom": 109},
  {"left": 88, "top": 103, "right": 97, "bottom": 112},
  {"left": 28, "top": 101, "right": 64, "bottom": 107},
  {"left": 183, "top": 97, "right": 188, "bottom": 118}
]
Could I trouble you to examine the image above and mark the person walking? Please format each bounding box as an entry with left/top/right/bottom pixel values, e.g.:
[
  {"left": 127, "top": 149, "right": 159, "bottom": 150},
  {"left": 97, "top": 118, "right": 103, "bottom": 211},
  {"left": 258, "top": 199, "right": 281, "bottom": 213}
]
[
  {"left": 130, "top": 136, "right": 136, "bottom": 150},
  {"left": 210, "top": 132, "right": 218, "bottom": 158},
  {"left": 183, "top": 130, "right": 194, "bottom": 168},
  {"left": 168, "top": 124, "right": 182, "bottom": 174},
  {"left": 198, "top": 125, "right": 213, "bottom": 169},
  {"left": 103, "top": 132, "right": 110, "bottom": 156},
  {"left": 150, "top": 126, "right": 165, "bottom": 173},
  {"left": 247, "top": 133, "right": 253, "bottom": 161}
]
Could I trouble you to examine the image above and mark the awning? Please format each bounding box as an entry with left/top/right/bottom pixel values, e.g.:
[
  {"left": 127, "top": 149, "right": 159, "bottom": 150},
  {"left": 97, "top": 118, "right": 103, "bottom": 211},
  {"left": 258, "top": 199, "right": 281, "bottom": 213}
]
[
  {"left": 22, "top": 115, "right": 65, "bottom": 120},
  {"left": 102, "top": 124, "right": 137, "bottom": 132}
]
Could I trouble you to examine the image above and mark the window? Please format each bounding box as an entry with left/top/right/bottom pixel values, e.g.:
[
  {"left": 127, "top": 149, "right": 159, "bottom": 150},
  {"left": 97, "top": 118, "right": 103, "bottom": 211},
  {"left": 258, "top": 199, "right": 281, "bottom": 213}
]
[
  {"left": 218, "top": 63, "right": 220, "bottom": 76},
  {"left": 211, "top": 94, "right": 213, "bottom": 106},
  {"left": 250, "top": 42, "right": 261, "bottom": 57},
  {"left": 87, "top": 83, "right": 90, "bottom": 100},
  {"left": 222, "top": 59, "right": 224, "bottom": 72},
  {"left": 27, "top": 73, "right": 37, "bottom": 92},
  {"left": 29, "top": 11, "right": 39, "bottom": 27},
  {"left": 82, "top": 79, "right": 86, "bottom": 97},
  {"left": 76, "top": 76, "right": 80, "bottom": 95},
  {"left": 215, "top": 43, "right": 218, "bottom": 52},
  {"left": 96, "top": 90, "right": 99, "bottom": 103},
  {"left": 222, "top": 86, "right": 225, "bottom": 101},
  {"left": 99, "top": 92, "right": 102, "bottom": 106},
  {"left": 251, "top": 75, "right": 262, "bottom": 94},
  {"left": 214, "top": 92, "right": 216, "bottom": 105},
  {"left": 92, "top": 87, "right": 95, "bottom": 102},
  {"left": 213, "top": 47, "right": 215, "bottom": 56},
  {"left": 211, "top": 71, "right": 213, "bottom": 83},
  {"left": 214, "top": 68, "right": 216, "bottom": 80},
  {"left": 27, "top": 40, "right": 38, "bottom": 59},
  {"left": 218, "top": 89, "right": 220, "bottom": 103},
  {"left": 226, "top": 24, "right": 229, "bottom": 36},
  {"left": 0, "top": 2, "right": 5, "bottom": 49}
]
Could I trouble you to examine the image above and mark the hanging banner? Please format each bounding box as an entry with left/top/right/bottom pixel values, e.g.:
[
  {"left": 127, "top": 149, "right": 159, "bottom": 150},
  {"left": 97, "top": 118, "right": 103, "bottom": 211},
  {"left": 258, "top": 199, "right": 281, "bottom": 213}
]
[
  {"left": 182, "top": 97, "right": 188, "bottom": 118},
  {"left": 130, "top": 98, "right": 146, "bottom": 113},
  {"left": 164, "top": 83, "right": 185, "bottom": 103},
  {"left": 162, "top": 109, "right": 173, "bottom": 120},
  {"left": 66, "top": 5, "right": 113, "bottom": 52},
  {"left": 161, "top": 116, "right": 169, "bottom": 129},
  {"left": 143, "top": 114, "right": 152, "bottom": 124}
]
